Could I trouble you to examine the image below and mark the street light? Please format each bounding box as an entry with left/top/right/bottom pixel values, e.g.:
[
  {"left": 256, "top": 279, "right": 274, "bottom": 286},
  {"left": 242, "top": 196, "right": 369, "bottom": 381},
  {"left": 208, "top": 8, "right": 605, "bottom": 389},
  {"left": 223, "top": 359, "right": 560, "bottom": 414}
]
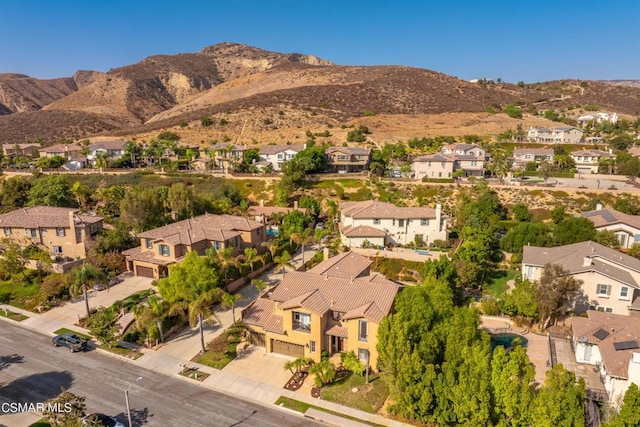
[{"left": 125, "top": 376, "right": 143, "bottom": 427}]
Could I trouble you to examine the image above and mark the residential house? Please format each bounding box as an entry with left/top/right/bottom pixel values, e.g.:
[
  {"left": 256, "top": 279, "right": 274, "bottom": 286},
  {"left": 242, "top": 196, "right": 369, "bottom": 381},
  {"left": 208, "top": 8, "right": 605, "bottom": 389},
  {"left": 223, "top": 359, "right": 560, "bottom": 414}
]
[
  {"left": 571, "top": 149, "right": 614, "bottom": 174},
  {"left": 0, "top": 206, "right": 103, "bottom": 260},
  {"left": 209, "top": 143, "right": 248, "bottom": 172},
  {"left": 527, "top": 126, "right": 584, "bottom": 144},
  {"left": 325, "top": 147, "right": 371, "bottom": 173},
  {"left": 339, "top": 200, "right": 447, "bottom": 247},
  {"left": 2, "top": 143, "right": 40, "bottom": 158},
  {"left": 571, "top": 310, "right": 640, "bottom": 408},
  {"left": 511, "top": 148, "right": 554, "bottom": 170},
  {"left": 242, "top": 254, "right": 401, "bottom": 367},
  {"left": 259, "top": 144, "right": 305, "bottom": 171},
  {"left": 307, "top": 250, "right": 372, "bottom": 279},
  {"left": 86, "top": 140, "right": 127, "bottom": 165},
  {"left": 580, "top": 205, "right": 640, "bottom": 249},
  {"left": 441, "top": 143, "right": 486, "bottom": 177},
  {"left": 39, "top": 143, "right": 86, "bottom": 170},
  {"left": 522, "top": 241, "right": 640, "bottom": 316},
  {"left": 412, "top": 153, "right": 455, "bottom": 180},
  {"left": 122, "top": 214, "right": 266, "bottom": 279},
  {"left": 577, "top": 112, "right": 619, "bottom": 126}
]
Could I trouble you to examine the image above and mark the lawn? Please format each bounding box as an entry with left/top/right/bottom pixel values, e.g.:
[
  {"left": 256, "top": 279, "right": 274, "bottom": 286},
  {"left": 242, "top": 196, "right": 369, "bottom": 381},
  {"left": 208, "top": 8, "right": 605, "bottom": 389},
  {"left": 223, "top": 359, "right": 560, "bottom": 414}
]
[
  {"left": 0, "top": 307, "right": 28, "bottom": 321},
  {"left": 0, "top": 276, "right": 42, "bottom": 311},
  {"left": 320, "top": 372, "right": 388, "bottom": 414},
  {"left": 53, "top": 328, "right": 92, "bottom": 340},
  {"left": 193, "top": 323, "right": 244, "bottom": 369},
  {"left": 178, "top": 367, "right": 210, "bottom": 382},
  {"left": 487, "top": 269, "right": 516, "bottom": 297},
  {"left": 99, "top": 344, "right": 143, "bottom": 360},
  {"left": 274, "top": 396, "right": 384, "bottom": 427}
]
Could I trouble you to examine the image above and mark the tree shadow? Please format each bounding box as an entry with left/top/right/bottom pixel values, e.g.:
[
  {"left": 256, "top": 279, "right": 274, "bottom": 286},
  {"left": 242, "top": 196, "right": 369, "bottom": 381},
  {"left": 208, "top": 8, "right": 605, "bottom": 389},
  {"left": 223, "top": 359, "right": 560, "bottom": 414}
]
[
  {"left": 115, "top": 407, "right": 151, "bottom": 426},
  {"left": 0, "top": 354, "right": 23, "bottom": 371},
  {"left": 0, "top": 371, "right": 74, "bottom": 403}
]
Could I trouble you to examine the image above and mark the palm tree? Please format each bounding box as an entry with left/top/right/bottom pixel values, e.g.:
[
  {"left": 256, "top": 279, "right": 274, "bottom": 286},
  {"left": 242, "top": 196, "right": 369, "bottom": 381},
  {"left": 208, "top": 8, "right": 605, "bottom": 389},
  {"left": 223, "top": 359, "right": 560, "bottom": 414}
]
[
  {"left": 133, "top": 295, "right": 169, "bottom": 345},
  {"left": 214, "top": 247, "right": 241, "bottom": 285},
  {"left": 221, "top": 292, "right": 242, "bottom": 324},
  {"left": 251, "top": 279, "right": 269, "bottom": 297},
  {"left": 69, "top": 262, "right": 105, "bottom": 320},
  {"left": 169, "top": 288, "right": 223, "bottom": 354},
  {"left": 261, "top": 240, "right": 279, "bottom": 264},
  {"left": 274, "top": 250, "right": 294, "bottom": 278},
  {"left": 242, "top": 247, "right": 263, "bottom": 278},
  {"left": 71, "top": 181, "right": 91, "bottom": 209},
  {"left": 185, "top": 148, "right": 195, "bottom": 171},
  {"left": 291, "top": 228, "right": 315, "bottom": 270},
  {"left": 95, "top": 151, "right": 110, "bottom": 173}
]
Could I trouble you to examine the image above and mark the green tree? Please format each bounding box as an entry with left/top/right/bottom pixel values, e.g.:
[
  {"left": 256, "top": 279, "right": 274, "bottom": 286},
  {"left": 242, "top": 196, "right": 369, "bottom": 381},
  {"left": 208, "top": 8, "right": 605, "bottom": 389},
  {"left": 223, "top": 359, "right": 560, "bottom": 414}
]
[
  {"left": 500, "top": 222, "right": 554, "bottom": 255},
  {"left": 491, "top": 345, "right": 535, "bottom": 426},
  {"left": 27, "top": 175, "right": 73, "bottom": 207},
  {"left": 550, "top": 205, "right": 566, "bottom": 224},
  {"left": 421, "top": 255, "right": 462, "bottom": 305},
  {"left": 369, "top": 149, "right": 387, "bottom": 176},
  {"left": 70, "top": 262, "right": 106, "bottom": 320},
  {"left": 71, "top": 181, "right": 91, "bottom": 209},
  {"left": 133, "top": 294, "right": 169, "bottom": 344},
  {"left": 167, "top": 183, "right": 195, "bottom": 220},
  {"left": 553, "top": 217, "right": 596, "bottom": 245},
  {"left": 85, "top": 306, "right": 118, "bottom": 347},
  {"left": 252, "top": 278, "right": 269, "bottom": 296},
  {"left": 530, "top": 364, "right": 586, "bottom": 427},
  {"left": 242, "top": 247, "right": 262, "bottom": 278},
  {"left": 594, "top": 229, "right": 621, "bottom": 249},
  {"left": 309, "top": 359, "right": 337, "bottom": 387},
  {"left": 505, "top": 104, "right": 523, "bottom": 119},
  {"left": 298, "top": 196, "right": 321, "bottom": 218},
  {"left": 502, "top": 278, "right": 539, "bottom": 319},
  {"left": 537, "top": 264, "right": 582, "bottom": 329},
  {"left": 0, "top": 241, "right": 27, "bottom": 278},
  {"left": 93, "top": 220, "right": 136, "bottom": 254},
  {"left": 36, "top": 155, "right": 66, "bottom": 169},
  {"left": 274, "top": 250, "right": 293, "bottom": 277},
  {"left": 291, "top": 228, "right": 314, "bottom": 269},
  {"left": 221, "top": 292, "right": 242, "bottom": 324},
  {"left": 94, "top": 151, "right": 110, "bottom": 173},
  {"left": 512, "top": 202, "right": 532, "bottom": 221},
  {"left": 0, "top": 176, "right": 31, "bottom": 207},
  {"left": 120, "top": 187, "right": 167, "bottom": 232},
  {"left": 605, "top": 383, "right": 640, "bottom": 426}
]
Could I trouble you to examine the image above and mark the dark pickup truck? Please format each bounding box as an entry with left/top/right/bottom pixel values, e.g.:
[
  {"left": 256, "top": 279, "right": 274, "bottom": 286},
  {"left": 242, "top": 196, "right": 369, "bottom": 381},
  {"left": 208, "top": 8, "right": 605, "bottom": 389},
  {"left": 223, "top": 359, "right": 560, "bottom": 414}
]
[{"left": 52, "top": 333, "right": 88, "bottom": 352}]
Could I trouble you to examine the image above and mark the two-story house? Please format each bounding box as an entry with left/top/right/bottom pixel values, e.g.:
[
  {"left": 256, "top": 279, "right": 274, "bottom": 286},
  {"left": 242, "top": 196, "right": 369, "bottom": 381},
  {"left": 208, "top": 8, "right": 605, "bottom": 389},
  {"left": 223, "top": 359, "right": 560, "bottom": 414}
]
[
  {"left": 511, "top": 148, "right": 554, "bottom": 171},
  {"left": 571, "top": 149, "right": 614, "bottom": 174},
  {"left": 339, "top": 200, "right": 447, "bottom": 247},
  {"left": 122, "top": 214, "right": 266, "bottom": 279},
  {"left": 580, "top": 205, "right": 640, "bottom": 249},
  {"left": 242, "top": 251, "right": 400, "bottom": 367},
  {"left": 39, "top": 143, "right": 86, "bottom": 170},
  {"left": 86, "top": 140, "right": 127, "bottom": 165},
  {"left": 571, "top": 310, "right": 640, "bottom": 408},
  {"left": 209, "top": 143, "right": 248, "bottom": 172},
  {"left": 259, "top": 144, "right": 305, "bottom": 171},
  {"left": 527, "top": 126, "right": 584, "bottom": 144},
  {"left": 2, "top": 143, "right": 40, "bottom": 158},
  {"left": 326, "top": 147, "right": 371, "bottom": 173},
  {"left": 412, "top": 153, "right": 455, "bottom": 180},
  {"left": 577, "top": 112, "right": 619, "bottom": 126},
  {"left": 441, "top": 143, "right": 486, "bottom": 177},
  {"left": 0, "top": 206, "right": 103, "bottom": 261},
  {"left": 522, "top": 241, "right": 640, "bottom": 316}
]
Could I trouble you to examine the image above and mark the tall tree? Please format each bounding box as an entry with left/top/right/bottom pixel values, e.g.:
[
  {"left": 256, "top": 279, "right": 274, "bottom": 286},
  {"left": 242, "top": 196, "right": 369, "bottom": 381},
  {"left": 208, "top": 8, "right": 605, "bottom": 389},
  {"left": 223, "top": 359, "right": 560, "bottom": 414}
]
[
  {"left": 167, "top": 183, "right": 195, "bottom": 220},
  {"left": 274, "top": 250, "right": 293, "bottom": 277},
  {"left": 537, "top": 264, "right": 582, "bottom": 329},
  {"left": 491, "top": 345, "right": 535, "bottom": 426},
  {"left": 70, "top": 262, "right": 106, "bottom": 320},
  {"left": 133, "top": 295, "right": 169, "bottom": 344},
  {"left": 242, "top": 247, "right": 262, "bottom": 278},
  {"left": 119, "top": 188, "right": 166, "bottom": 232},
  {"left": 27, "top": 175, "right": 73, "bottom": 207},
  {"left": 71, "top": 181, "right": 91, "bottom": 209},
  {"left": 291, "top": 228, "right": 314, "bottom": 269},
  {"left": 221, "top": 292, "right": 242, "bottom": 324},
  {"left": 605, "top": 383, "right": 640, "bottom": 427},
  {"left": 530, "top": 364, "right": 586, "bottom": 427}
]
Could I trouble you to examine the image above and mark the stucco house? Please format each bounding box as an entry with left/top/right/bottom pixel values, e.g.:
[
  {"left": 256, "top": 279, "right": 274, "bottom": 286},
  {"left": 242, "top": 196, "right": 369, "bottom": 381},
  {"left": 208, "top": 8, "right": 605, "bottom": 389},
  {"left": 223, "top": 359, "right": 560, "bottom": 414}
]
[
  {"left": 412, "top": 153, "right": 455, "bottom": 180},
  {"left": 511, "top": 148, "right": 554, "bottom": 170},
  {"left": 577, "top": 112, "right": 619, "bottom": 126},
  {"left": 522, "top": 241, "right": 640, "bottom": 316},
  {"left": 527, "top": 126, "right": 584, "bottom": 144},
  {"left": 339, "top": 200, "right": 447, "bottom": 247},
  {"left": 242, "top": 251, "right": 400, "bottom": 367},
  {"left": 580, "top": 205, "right": 640, "bottom": 249},
  {"left": 571, "top": 149, "right": 614, "bottom": 174},
  {"left": 259, "top": 144, "right": 305, "bottom": 171},
  {"left": 123, "top": 214, "right": 266, "bottom": 279},
  {"left": 441, "top": 143, "right": 486, "bottom": 177},
  {"left": 39, "top": 143, "right": 85, "bottom": 170},
  {"left": 0, "top": 206, "right": 103, "bottom": 261},
  {"left": 209, "top": 143, "right": 248, "bottom": 172},
  {"left": 325, "top": 147, "right": 371, "bottom": 173},
  {"left": 2, "top": 143, "right": 40, "bottom": 158},
  {"left": 86, "top": 140, "right": 127, "bottom": 165},
  {"left": 571, "top": 310, "right": 640, "bottom": 408}
]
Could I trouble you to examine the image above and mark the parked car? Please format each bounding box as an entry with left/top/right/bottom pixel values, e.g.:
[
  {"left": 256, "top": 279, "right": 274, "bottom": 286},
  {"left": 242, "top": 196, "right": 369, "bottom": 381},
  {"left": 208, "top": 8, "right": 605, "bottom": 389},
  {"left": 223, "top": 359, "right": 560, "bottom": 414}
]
[
  {"left": 82, "top": 413, "right": 125, "bottom": 427},
  {"left": 93, "top": 282, "right": 107, "bottom": 292},
  {"left": 108, "top": 276, "right": 122, "bottom": 286},
  {"left": 52, "top": 333, "right": 87, "bottom": 352}
]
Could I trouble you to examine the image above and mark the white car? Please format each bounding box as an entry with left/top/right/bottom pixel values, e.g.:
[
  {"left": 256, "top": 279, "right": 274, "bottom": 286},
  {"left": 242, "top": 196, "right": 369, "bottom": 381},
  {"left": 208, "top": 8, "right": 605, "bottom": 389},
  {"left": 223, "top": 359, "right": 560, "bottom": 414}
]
[{"left": 82, "top": 413, "right": 125, "bottom": 427}]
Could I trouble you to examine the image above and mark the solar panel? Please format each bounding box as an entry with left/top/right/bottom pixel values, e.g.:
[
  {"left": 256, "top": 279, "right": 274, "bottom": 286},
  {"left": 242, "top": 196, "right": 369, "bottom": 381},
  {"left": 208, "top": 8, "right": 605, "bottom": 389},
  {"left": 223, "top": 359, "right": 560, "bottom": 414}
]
[
  {"left": 593, "top": 329, "right": 610, "bottom": 340},
  {"left": 614, "top": 340, "right": 639, "bottom": 351},
  {"left": 600, "top": 211, "right": 617, "bottom": 222}
]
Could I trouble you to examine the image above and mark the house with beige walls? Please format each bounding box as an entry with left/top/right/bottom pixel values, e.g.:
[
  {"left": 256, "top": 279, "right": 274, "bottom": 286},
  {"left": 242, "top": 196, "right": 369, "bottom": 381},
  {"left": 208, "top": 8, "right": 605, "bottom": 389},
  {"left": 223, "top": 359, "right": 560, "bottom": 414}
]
[
  {"left": 339, "top": 200, "right": 447, "bottom": 248},
  {"left": 571, "top": 149, "right": 614, "bottom": 174},
  {"left": 242, "top": 251, "right": 400, "bottom": 368},
  {"left": 259, "top": 144, "right": 305, "bottom": 171},
  {"left": 580, "top": 205, "right": 640, "bottom": 249},
  {"left": 123, "top": 214, "right": 265, "bottom": 279},
  {"left": 522, "top": 241, "right": 640, "bottom": 316},
  {"left": 412, "top": 153, "right": 455, "bottom": 180},
  {"left": 0, "top": 206, "right": 103, "bottom": 261},
  {"left": 527, "top": 126, "right": 584, "bottom": 143},
  {"left": 325, "top": 147, "right": 371, "bottom": 173},
  {"left": 511, "top": 148, "right": 554, "bottom": 170}
]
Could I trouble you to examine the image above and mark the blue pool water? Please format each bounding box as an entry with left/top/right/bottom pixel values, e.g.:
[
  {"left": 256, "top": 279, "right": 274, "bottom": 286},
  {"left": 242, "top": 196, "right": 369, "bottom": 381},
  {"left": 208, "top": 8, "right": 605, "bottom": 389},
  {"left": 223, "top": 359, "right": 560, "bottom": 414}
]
[
  {"left": 266, "top": 228, "right": 279, "bottom": 237},
  {"left": 490, "top": 333, "right": 528, "bottom": 350}
]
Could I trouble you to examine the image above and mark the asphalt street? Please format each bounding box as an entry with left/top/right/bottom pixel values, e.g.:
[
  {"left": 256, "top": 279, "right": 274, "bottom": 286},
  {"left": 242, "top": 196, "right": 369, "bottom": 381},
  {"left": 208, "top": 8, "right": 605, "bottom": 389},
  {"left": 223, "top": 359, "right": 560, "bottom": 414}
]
[{"left": 0, "top": 322, "right": 316, "bottom": 427}]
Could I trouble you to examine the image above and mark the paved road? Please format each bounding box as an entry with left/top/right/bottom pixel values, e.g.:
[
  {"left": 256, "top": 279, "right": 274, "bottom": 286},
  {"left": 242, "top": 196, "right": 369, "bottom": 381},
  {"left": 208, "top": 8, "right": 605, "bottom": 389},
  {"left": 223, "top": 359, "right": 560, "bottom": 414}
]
[{"left": 0, "top": 323, "right": 315, "bottom": 427}]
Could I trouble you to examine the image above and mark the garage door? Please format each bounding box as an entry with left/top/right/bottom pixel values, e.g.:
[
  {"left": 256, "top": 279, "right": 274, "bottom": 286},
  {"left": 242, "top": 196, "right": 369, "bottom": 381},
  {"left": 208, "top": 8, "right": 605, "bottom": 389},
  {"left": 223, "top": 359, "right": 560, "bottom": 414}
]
[
  {"left": 271, "top": 339, "right": 305, "bottom": 358},
  {"left": 136, "top": 266, "right": 154, "bottom": 278},
  {"left": 249, "top": 331, "right": 266, "bottom": 347}
]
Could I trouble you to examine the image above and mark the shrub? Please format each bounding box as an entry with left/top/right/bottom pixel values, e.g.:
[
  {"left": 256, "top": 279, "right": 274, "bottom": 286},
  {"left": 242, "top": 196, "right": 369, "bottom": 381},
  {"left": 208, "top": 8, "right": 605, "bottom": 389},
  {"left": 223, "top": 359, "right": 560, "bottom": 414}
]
[
  {"left": 340, "top": 351, "right": 365, "bottom": 376},
  {"left": 504, "top": 104, "right": 523, "bottom": 119},
  {"left": 309, "top": 359, "right": 337, "bottom": 387},
  {"left": 479, "top": 297, "right": 500, "bottom": 315},
  {"left": 201, "top": 117, "right": 213, "bottom": 127},
  {"left": 219, "top": 119, "right": 229, "bottom": 126}
]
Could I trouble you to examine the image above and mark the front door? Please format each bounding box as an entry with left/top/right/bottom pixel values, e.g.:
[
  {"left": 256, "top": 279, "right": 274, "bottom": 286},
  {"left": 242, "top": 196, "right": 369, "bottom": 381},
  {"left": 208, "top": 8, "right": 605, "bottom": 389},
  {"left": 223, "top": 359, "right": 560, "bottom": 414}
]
[{"left": 331, "top": 336, "right": 344, "bottom": 353}]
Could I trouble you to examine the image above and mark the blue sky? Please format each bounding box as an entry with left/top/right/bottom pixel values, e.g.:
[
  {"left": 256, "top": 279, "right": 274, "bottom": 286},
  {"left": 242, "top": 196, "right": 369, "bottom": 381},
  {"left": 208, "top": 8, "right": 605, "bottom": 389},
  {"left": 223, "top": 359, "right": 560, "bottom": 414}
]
[{"left": 1, "top": 0, "right": 638, "bottom": 83}]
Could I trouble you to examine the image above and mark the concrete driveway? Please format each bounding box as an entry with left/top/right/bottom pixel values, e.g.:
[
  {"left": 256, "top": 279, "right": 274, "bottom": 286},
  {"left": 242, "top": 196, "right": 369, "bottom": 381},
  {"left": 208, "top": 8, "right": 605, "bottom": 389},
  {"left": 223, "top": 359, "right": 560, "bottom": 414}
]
[
  {"left": 223, "top": 344, "right": 294, "bottom": 389},
  {"left": 22, "top": 275, "right": 154, "bottom": 335}
]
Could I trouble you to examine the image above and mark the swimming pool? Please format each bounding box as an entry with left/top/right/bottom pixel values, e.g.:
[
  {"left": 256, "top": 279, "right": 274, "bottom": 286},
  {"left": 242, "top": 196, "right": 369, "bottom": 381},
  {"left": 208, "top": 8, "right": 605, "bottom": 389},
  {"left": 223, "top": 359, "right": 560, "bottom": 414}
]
[{"left": 490, "top": 333, "right": 528, "bottom": 350}]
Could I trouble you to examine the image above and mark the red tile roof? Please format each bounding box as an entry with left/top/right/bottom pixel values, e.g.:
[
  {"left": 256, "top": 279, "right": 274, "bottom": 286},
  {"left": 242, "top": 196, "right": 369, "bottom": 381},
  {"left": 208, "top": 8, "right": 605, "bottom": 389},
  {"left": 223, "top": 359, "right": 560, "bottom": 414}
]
[{"left": 307, "top": 251, "right": 372, "bottom": 279}]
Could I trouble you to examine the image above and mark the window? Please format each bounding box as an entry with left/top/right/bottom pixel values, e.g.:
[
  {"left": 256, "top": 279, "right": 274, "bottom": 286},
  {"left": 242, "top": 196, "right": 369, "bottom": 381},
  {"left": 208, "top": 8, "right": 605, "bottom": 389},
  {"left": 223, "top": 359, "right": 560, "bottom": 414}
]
[
  {"left": 145, "top": 239, "right": 153, "bottom": 249},
  {"left": 234, "top": 236, "right": 239, "bottom": 247},
  {"left": 373, "top": 218, "right": 380, "bottom": 225},
  {"left": 214, "top": 241, "right": 221, "bottom": 250},
  {"left": 158, "top": 244, "right": 170, "bottom": 257},
  {"left": 441, "top": 162, "right": 446, "bottom": 168},
  {"left": 24, "top": 228, "right": 37, "bottom": 238},
  {"left": 309, "top": 340, "right": 316, "bottom": 353},
  {"left": 358, "top": 348, "right": 369, "bottom": 362},
  {"left": 398, "top": 219, "right": 404, "bottom": 227},
  {"left": 358, "top": 320, "right": 368, "bottom": 342},
  {"left": 293, "top": 312, "right": 311, "bottom": 332},
  {"left": 56, "top": 228, "right": 65, "bottom": 237},
  {"left": 332, "top": 311, "right": 341, "bottom": 321},
  {"left": 277, "top": 153, "right": 283, "bottom": 159},
  {"left": 3, "top": 227, "right": 10, "bottom": 235},
  {"left": 596, "top": 284, "right": 611, "bottom": 297},
  {"left": 257, "top": 228, "right": 261, "bottom": 236},
  {"left": 635, "top": 234, "right": 640, "bottom": 243},
  {"left": 420, "top": 219, "right": 429, "bottom": 226},
  {"left": 53, "top": 246, "right": 63, "bottom": 254},
  {"left": 594, "top": 306, "right": 614, "bottom": 313},
  {"left": 620, "top": 286, "right": 630, "bottom": 300}
]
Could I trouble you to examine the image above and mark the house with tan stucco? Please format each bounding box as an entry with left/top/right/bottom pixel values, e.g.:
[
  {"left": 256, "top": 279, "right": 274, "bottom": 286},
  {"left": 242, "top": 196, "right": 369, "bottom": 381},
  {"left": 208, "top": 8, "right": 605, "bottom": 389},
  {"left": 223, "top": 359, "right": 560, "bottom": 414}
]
[
  {"left": 242, "top": 251, "right": 400, "bottom": 368},
  {"left": 123, "top": 214, "right": 265, "bottom": 279},
  {"left": 580, "top": 205, "right": 640, "bottom": 249}
]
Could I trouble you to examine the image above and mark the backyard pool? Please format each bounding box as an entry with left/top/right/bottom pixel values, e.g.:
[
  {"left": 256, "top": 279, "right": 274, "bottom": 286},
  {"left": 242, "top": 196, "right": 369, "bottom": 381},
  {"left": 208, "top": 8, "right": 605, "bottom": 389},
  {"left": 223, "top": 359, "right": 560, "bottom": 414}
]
[{"left": 490, "top": 333, "right": 528, "bottom": 350}]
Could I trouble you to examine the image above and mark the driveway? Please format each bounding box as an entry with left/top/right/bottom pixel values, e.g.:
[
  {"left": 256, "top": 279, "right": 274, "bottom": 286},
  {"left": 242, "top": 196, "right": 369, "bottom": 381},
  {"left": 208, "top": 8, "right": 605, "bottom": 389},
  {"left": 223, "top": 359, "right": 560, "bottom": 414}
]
[
  {"left": 21, "top": 275, "right": 154, "bottom": 335},
  {"left": 223, "top": 344, "right": 294, "bottom": 389}
]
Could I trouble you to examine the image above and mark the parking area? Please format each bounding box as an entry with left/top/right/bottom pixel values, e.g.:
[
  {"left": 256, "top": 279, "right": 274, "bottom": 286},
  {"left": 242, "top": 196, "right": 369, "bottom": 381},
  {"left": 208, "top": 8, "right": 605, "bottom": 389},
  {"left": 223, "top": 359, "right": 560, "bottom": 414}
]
[
  {"left": 223, "top": 344, "right": 293, "bottom": 389},
  {"left": 22, "top": 275, "right": 154, "bottom": 335}
]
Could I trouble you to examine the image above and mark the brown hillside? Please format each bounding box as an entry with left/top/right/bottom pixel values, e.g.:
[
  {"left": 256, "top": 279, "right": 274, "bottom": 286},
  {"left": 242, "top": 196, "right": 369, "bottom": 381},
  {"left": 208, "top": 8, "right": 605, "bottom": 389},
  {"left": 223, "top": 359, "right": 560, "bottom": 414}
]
[{"left": 0, "top": 73, "right": 80, "bottom": 114}]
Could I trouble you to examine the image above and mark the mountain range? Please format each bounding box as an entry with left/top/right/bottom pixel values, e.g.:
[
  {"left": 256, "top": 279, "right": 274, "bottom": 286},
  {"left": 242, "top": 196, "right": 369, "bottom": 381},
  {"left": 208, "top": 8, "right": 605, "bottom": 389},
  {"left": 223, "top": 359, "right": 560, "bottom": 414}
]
[{"left": 1, "top": 42, "right": 639, "bottom": 146}]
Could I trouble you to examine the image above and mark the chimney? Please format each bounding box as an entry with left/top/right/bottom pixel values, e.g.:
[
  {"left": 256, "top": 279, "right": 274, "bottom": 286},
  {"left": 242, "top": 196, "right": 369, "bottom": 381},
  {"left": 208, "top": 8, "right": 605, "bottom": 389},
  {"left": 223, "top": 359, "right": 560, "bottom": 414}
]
[
  {"left": 259, "top": 199, "right": 265, "bottom": 207},
  {"left": 293, "top": 200, "right": 299, "bottom": 210},
  {"left": 583, "top": 256, "right": 593, "bottom": 267},
  {"left": 596, "top": 203, "right": 603, "bottom": 211},
  {"left": 324, "top": 273, "right": 328, "bottom": 280},
  {"left": 323, "top": 247, "right": 330, "bottom": 260}
]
